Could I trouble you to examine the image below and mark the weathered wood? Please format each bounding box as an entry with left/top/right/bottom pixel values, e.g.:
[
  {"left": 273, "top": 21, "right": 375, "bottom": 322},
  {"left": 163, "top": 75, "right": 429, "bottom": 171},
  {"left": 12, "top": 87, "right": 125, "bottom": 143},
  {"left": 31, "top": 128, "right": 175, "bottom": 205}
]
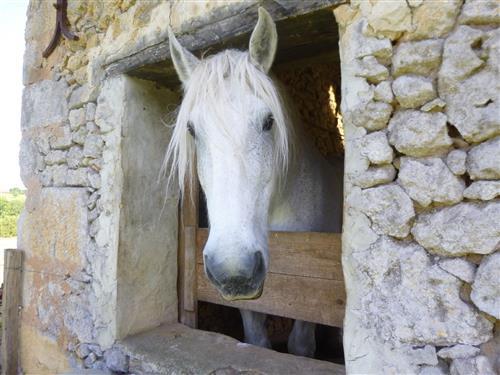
[
  {"left": 178, "top": 173, "right": 199, "bottom": 328},
  {"left": 1, "top": 249, "right": 23, "bottom": 375},
  {"left": 183, "top": 226, "right": 197, "bottom": 312},
  {"left": 196, "top": 229, "right": 345, "bottom": 327},
  {"left": 197, "top": 267, "right": 345, "bottom": 327},
  {"left": 196, "top": 229, "right": 343, "bottom": 281},
  {"left": 107, "top": 1, "right": 344, "bottom": 87}
]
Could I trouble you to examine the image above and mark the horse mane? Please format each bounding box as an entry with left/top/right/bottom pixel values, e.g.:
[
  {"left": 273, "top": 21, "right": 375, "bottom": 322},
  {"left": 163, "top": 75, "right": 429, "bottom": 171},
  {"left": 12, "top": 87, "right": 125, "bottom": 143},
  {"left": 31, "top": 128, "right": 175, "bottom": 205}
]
[{"left": 162, "top": 49, "right": 294, "bottom": 194}]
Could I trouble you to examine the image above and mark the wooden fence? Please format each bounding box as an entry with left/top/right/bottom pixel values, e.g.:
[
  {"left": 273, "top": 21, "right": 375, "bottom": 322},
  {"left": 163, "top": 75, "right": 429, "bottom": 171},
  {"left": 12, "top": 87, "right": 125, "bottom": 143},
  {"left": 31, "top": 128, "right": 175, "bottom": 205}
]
[{"left": 178, "top": 178, "right": 345, "bottom": 328}]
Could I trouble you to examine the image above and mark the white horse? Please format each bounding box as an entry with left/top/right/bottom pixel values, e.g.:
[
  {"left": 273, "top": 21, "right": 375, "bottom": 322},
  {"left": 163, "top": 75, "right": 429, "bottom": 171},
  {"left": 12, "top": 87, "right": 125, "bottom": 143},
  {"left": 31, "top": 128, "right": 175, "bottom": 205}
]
[{"left": 165, "top": 8, "right": 342, "bottom": 357}]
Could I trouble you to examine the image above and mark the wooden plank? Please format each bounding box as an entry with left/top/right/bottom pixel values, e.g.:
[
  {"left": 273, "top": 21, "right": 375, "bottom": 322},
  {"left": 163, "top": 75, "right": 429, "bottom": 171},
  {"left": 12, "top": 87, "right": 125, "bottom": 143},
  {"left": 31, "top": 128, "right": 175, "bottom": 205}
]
[
  {"left": 105, "top": 0, "right": 345, "bottom": 82},
  {"left": 196, "top": 229, "right": 343, "bottom": 281},
  {"left": 177, "top": 172, "right": 199, "bottom": 328},
  {"left": 1, "top": 249, "right": 23, "bottom": 375},
  {"left": 197, "top": 267, "right": 345, "bottom": 327},
  {"left": 182, "top": 226, "right": 197, "bottom": 312}
]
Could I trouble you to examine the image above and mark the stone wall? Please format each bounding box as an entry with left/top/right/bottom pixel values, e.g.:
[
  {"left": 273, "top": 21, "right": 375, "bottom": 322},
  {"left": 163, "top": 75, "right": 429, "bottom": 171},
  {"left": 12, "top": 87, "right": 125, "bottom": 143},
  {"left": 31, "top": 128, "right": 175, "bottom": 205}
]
[
  {"left": 18, "top": 0, "right": 499, "bottom": 373},
  {"left": 335, "top": 0, "right": 499, "bottom": 373},
  {"left": 19, "top": 0, "right": 222, "bottom": 372}
]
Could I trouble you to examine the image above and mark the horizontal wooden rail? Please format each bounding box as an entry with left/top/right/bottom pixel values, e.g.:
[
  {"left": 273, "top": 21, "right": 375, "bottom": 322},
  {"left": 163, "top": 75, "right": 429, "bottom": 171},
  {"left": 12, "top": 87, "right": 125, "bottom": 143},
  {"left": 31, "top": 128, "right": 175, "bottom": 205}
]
[{"left": 196, "top": 229, "right": 345, "bottom": 327}]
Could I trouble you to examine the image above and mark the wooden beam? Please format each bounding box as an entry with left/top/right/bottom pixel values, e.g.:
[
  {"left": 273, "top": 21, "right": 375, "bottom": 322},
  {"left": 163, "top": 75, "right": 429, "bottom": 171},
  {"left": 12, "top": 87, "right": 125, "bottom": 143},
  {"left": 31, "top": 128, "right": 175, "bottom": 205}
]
[
  {"left": 177, "top": 173, "right": 199, "bottom": 328},
  {"left": 197, "top": 268, "right": 345, "bottom": 327},
  {"left": 196, "top": 230, "right": 345, "bottom": 327},
  {"left": 196, "top": 229, "right": 343, "bottom": 280},
  {"left": 105, "top": 0, "right": 345, "bottom": 83},
  {"left": 1, "top": 249, "right": 23, "bottom": 375}
]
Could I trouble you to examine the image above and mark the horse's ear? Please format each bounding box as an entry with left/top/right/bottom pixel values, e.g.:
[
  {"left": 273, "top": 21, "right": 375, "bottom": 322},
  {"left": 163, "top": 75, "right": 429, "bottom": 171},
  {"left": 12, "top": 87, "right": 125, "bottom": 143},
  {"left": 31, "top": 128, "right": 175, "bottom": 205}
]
[
  {"left": 168, "top": 27, "right": 200, "bottom": 84},
  {"left": 249, "top": 7, "right": 277, "bottom": 73}
]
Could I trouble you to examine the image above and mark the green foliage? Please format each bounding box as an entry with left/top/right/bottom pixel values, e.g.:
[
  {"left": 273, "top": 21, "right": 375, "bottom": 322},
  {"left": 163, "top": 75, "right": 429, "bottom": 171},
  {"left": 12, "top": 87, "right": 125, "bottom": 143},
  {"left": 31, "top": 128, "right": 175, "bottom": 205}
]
[
  {"left": 0, "top": 192, "right": 26, "bottom": 237},
  {"left": 9, "top": 187, "right": 24, "bottom": 196}
]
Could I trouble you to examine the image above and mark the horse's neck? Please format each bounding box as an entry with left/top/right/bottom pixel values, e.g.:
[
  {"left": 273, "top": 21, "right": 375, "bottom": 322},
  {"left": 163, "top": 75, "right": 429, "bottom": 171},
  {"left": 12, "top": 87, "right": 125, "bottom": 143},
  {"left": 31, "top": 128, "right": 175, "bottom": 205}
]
[{"left": 269, "top": 133, "right": 343, "bottom": 233}]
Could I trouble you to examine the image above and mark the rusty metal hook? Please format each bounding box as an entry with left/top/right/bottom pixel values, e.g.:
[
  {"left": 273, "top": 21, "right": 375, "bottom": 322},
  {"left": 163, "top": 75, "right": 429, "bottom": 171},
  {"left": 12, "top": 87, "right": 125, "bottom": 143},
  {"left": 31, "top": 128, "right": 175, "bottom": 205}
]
[{"left": 43, "top": 0, "right": 78, "bottom": 58}]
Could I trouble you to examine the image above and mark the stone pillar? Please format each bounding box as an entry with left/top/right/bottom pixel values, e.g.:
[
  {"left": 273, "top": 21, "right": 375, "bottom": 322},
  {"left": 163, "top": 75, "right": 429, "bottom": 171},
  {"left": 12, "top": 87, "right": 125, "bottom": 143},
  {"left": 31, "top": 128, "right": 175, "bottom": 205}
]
[{"left": 334, "top": 1, "right": 499, "bottom": 373}]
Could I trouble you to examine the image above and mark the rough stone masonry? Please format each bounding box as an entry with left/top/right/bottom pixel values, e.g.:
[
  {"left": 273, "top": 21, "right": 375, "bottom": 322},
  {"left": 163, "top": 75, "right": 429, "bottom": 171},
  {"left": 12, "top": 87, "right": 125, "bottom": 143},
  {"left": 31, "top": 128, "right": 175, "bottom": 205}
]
[
  {"left": 335, "top": 0, "right": 499, "bottom": 373},
  {"left": 17, "top": 0, "right": 499, "bottom": 374}
]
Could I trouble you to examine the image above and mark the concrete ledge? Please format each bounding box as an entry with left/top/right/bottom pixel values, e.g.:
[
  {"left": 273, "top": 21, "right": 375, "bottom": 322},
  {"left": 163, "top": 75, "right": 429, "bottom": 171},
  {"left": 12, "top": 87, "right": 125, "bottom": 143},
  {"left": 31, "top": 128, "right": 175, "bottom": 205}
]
[{"left": 118, "top": 323, "right": 345, "bottom": 374}]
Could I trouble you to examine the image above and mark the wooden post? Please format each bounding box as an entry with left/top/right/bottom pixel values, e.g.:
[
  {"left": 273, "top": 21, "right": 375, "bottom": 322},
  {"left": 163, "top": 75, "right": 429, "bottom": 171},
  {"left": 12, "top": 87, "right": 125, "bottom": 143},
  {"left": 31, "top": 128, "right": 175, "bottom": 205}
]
[
  {"left": 2, "top": 249, "right": 23, "bottom": 375},
  {"left": 178, "top": 167, "right": 199, "bottom": 328}
]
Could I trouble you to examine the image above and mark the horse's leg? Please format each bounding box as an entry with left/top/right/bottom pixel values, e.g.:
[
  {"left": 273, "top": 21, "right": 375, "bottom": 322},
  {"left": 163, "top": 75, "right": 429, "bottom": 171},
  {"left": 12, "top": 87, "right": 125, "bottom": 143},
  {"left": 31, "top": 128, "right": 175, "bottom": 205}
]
[
  {"left": 288, "top": 320, "right": 316, "bottom": 358},
  {"left": 239, "top": 309, "right": 271, "bottom": 348}
]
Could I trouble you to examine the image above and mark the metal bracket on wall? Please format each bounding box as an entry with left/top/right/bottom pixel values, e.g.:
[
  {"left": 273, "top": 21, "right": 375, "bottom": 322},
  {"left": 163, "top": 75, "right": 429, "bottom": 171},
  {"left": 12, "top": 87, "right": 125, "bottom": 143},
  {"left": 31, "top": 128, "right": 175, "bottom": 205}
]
[{"left": 43, "top": 0, "right": 78, "bottom": 58}]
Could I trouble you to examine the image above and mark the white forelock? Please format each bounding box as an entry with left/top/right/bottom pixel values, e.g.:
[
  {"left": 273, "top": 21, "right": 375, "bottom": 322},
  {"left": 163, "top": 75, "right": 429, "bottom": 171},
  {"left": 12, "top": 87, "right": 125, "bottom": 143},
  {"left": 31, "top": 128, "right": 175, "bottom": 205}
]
[{"left": 162, "top": 49, "right": 294, "bottom": 195}]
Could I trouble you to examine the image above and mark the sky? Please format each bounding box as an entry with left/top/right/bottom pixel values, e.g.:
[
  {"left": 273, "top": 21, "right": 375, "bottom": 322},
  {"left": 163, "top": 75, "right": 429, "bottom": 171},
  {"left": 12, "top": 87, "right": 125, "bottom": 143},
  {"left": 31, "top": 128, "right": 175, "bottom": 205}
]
[{"left": 0, "top": 0, "right": 29, "bottom": 192}]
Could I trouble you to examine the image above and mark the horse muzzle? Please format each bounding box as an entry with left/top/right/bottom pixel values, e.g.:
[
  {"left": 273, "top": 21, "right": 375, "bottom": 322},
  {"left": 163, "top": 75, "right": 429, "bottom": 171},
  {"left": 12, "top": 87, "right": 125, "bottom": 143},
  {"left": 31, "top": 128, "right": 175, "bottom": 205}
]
[{"left": 204, "top": 251, "right": 266, "bottom": 301}]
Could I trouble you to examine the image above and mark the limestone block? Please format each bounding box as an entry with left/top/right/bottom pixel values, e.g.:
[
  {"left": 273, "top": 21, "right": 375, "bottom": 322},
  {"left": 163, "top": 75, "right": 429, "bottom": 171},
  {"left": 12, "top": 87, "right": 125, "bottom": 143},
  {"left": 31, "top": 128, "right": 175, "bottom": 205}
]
[
  {"left": 49, "top": 125, "right": 73, "bottom": 150},
  {"left": 20, "top": 324, "right": 71, "bottom": 374},
  {"left": 388, "top": 110, "right": 452, "bottom": 157},
  {"left": 84, "top": 352, "right": 97, "bottom": 367},
  {"left": 439, "top": 28, "right": 500, "bottom": 143},
  {"left": 412, "top": 202, "right": 500, "bottom": 256},
  {"left": 68, "top": 84, "right": 99, "bottom": 110},
  {"left": 83, "top": 134, "right": 104, "bottom": 158},
  {"left": 464, "top": 181, "right": 500, "bottom": 201},
  {"left": 437, "top": 344, "right": 481, "bottom": 360},
  {"left": 66, "top": 168, "right": 90, "bottom": 187},
  {"left": 67, "top": 146, "right": 84, "bottom": 169},
  {"left": 392, "top": 76, "right": 436, "bottom": 109},
  {"left": 419, "top": 362, "right": 449, "bottom": 375},
  {"left": 450, "top": 356, "right": 496, "bottom": 375},
  {"left": 69, "top": 108, "right": 86, "bottom": 131},
  {"left": 72, "top": 127, "right": 88, "bottom": 145},
  {"left": 471, "top": 252, "right": 500, "bottom": 319},
  {"left": 440, "top": 26, "right": 485, "bottom": 82},
  {"left": 402, "top": 345, "right": 438, "bottom": 366},
  {"left": 459, "top": 0, "right": 500, "bottom": 25},
  {"left": 18, "top": 188, "right": 89, "bottom": 270},
  {"left": 86, "top": 121, "right": 99, "bottom": 134},
  {"left": 402, "top": 0, "right": 462, "bottom": 41},
  {"left": 19, "top": 137, "right": 41, "bottom": 186},
  {"left": 360, "top": 131, "right": 394, "bottom": 164},
  {"left": 76, "top": 343, "right": 92, "bottom": 359},
  {"left": 438, "top": 258, "right": 476, "bottom": 283},
  {"left": 467, "top": 137, "right": 500, "bottom": 180},
  {"left": 446, "top": 149, "right": 467, "bottom": 175},
  {"left": 86, "top": 102, "right": 97, "bottom": 122},
  {"left": 88, "top": 171, "right": 101, "bottom": 190},
  {"left": 352, "top": 165, "right": 396, "bottom": 188},
  {"left": 393, "top": 40, "right": 443, "bottom": 77},
  {"left": 104, "top": 349, "right": 129, "bottom": 373},
  {"left": 373, "top": 81, "right": 394, "bottom": 103},
  {"left": 351, "top": 101, "right": 393, "bottom": 131},
  {"left": 354, "top": 237, "right": 493, "bottom": 346},
  {"left": 421, "top": 98, "right": 446, "bottom": 112},
  {"left": 354, "top": 34, "right": 392, "bottom": 60},
  {"left": 397, "top": 157, "right": 464, "bottom": 207},
  {"left": 355, "top": 56, "right": 389, "bottom": 83},
  {"left": 358, "top": 184, "right": 415, "bottom": 238},
  {"left": 41, "top": 165, "right": 68, "bottom": 187},
  {"left": 21, "top": 80, "right": 68, "bottom": 129},
  {"left": 44, "top": 150, "right": 67, "bottom": 166},
  {"left": 359, "top": 0, "right": 412, "bottom": 40}
]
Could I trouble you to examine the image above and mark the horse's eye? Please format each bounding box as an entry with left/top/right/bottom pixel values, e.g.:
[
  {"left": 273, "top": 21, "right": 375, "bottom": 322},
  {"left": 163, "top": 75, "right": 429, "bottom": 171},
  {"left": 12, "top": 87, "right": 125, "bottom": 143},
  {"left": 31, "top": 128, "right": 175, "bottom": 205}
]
[
  {"left": 262, "top": 115, "right": 274, "bottom": 132},
  {"left": 187, "top": 121, "right": 195, "bottom": 138}
]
